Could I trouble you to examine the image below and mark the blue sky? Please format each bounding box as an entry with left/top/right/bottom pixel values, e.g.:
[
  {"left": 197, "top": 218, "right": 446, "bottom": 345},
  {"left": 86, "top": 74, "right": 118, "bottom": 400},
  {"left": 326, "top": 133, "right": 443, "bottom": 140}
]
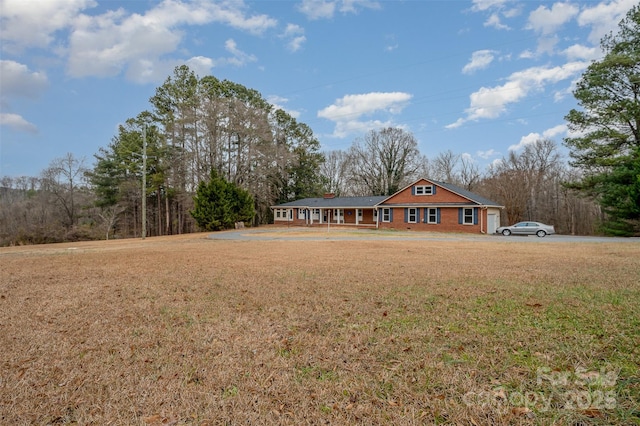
[{"left": 0, "top": 0, "right": 636, "bottom": 178}]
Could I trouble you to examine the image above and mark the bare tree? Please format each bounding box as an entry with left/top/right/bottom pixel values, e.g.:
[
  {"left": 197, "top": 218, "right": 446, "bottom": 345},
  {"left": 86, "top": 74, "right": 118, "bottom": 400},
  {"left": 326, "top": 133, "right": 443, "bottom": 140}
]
[
  {"left": 459, "top": 155, "right": 482, "bottom": 190},
  {"left": 481, "top": 140, "right": 563, "bottom": 225},
  {"left": 431, "top": 150, "right": 460, "bottom": 183},
  {"left": 319, "top": 150, "right": 350, "bottom": 196},
  {"left": 347, "top": 127, "right": 422, "bottom": 196},
  {"left": 41, "top": 153, "right": 88, "bottom": 231}
]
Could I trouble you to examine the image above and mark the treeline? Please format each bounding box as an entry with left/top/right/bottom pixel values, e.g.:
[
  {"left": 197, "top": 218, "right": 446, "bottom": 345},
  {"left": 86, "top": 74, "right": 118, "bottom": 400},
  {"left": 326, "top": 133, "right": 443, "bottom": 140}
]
[
  {"left": 2, "top": 6, "right": 639, "bottom": 245},
  {"left": 320, "top": 135, "right": 601, "bottom": 236},
  {"left": 1, "top": 66, "right": 327, "bottom": 244},
  {"left": 0, "top": 115, "right": 601, "bottom": 246},
  {"left": 0, "top": 65, "right": 606, "bottom": 245}
]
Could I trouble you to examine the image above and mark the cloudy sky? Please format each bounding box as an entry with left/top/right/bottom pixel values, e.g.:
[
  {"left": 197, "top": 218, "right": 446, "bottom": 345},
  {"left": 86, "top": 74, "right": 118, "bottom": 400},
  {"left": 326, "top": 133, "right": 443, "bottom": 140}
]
[{"left": 0, "top": 0, "right": 636, "bottom": 177}]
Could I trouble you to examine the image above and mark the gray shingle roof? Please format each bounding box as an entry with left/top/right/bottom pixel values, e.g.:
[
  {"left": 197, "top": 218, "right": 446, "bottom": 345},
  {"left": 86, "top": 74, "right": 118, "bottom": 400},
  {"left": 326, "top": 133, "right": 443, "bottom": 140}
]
[
  {"left": 429, "top": 180, "right": 502, "bottom": 206},
  {"left": 272, "top": 179, "right": 503, "bottom": 209},
  {"left": 274, "top": 195, "right": 387, "bottom": 208}
]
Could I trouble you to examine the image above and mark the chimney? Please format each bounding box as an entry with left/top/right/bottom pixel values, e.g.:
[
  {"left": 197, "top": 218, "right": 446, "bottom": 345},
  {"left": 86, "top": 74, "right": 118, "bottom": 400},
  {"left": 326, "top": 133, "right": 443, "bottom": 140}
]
[{"left": 323, "top": 193, "right": 335, "bottom": 199}]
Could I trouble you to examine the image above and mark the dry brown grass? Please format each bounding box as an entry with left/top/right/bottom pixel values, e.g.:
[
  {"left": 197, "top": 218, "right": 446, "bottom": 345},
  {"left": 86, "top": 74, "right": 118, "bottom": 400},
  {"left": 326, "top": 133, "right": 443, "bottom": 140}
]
[{"left": 1, "top": 231, "right": 638, "bottom": 425}]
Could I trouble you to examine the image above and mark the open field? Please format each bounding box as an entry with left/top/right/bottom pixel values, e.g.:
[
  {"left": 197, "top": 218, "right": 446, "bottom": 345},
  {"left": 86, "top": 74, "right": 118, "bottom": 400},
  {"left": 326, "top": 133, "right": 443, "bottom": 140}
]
[{"left": 1, "top": 230, "right": 639, "bottom": 425}]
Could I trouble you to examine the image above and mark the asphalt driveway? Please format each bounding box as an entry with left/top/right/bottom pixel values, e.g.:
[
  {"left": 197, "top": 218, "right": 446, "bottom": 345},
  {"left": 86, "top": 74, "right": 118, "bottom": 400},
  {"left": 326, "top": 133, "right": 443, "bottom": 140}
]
[{"left": 209, "top": 227, "right": 640, "bottom": 243}]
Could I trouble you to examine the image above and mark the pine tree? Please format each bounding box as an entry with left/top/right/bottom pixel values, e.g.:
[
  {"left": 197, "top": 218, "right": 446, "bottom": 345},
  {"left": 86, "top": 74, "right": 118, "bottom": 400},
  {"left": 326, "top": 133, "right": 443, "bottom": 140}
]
[
  {"left": 564, "top": 5, "right": 640, "bottom": 235},
  {"left": 191, "top": 170, "right": 255, "bottom": 231}
]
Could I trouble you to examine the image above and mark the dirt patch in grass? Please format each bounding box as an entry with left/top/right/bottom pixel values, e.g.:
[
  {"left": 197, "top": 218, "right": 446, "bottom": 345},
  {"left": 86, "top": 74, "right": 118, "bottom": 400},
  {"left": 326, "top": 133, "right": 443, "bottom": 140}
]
[{"left": 1, "top": 232, "right": 639, "bottom": 425}]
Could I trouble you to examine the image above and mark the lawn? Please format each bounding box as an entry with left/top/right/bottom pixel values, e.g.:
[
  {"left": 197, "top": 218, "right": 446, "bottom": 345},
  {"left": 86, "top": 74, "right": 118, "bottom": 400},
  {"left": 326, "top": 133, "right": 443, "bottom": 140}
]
[{"left": 1, "top": 231, "right": 638, "bottom": 425}]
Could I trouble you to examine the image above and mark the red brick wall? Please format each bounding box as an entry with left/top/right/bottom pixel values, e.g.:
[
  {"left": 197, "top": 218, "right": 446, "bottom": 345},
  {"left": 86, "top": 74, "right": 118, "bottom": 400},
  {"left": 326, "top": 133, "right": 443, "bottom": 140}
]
[
  {"left": 385, "top": 179, "right": 468, "bottom": 204},
  {"left": 378, "top": 207, "right": 488, "bottom": 234}
]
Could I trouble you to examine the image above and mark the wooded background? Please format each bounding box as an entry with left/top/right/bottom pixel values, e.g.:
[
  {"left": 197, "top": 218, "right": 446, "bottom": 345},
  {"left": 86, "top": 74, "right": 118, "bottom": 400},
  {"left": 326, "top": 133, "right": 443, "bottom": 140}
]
[{"left": 3, "top": 5, "right": 639, "bottom": 245}]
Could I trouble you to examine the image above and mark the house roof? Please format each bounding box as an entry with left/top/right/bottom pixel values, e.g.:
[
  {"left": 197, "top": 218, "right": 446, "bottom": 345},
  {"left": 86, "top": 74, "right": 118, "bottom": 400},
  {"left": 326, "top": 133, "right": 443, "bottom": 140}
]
[
  {"left": 274, "top": 195, "right": 388, "bottom": 209},
  {"left": 428, "top": 180, "right": 502, "bottom": 207},
  {"left": 272, "top": 179, "right": 503, "bottom": 209}
]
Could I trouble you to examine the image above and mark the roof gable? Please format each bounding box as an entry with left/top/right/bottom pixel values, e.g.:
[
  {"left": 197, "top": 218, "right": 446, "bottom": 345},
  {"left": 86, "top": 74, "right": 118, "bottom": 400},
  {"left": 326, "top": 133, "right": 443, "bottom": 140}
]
[
  {"left": 272, "top": 179, "right": 503, "bottom": 209},
  {"left": 379, "top": 178, "right": 502, "bottom": 207}
]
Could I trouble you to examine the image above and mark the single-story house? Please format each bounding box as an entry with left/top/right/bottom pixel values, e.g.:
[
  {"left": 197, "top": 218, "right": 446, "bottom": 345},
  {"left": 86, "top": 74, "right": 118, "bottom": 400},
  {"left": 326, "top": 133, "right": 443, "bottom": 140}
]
[{"left": 271, "top": 178, "right": 504, "bottom": 234}]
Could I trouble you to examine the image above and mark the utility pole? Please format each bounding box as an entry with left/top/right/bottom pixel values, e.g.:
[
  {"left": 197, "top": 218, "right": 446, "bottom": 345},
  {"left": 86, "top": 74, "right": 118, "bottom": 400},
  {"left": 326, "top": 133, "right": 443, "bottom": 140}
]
[{"left": 142, "top": 126, "right": 147, "bottom": 240}]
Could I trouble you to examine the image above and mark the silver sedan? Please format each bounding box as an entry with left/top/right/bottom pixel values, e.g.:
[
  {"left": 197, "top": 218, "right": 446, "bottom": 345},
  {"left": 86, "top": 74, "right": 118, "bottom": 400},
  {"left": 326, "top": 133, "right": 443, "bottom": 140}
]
[{"left": 496, "top": 221, "right": 555, "bottom": 237}]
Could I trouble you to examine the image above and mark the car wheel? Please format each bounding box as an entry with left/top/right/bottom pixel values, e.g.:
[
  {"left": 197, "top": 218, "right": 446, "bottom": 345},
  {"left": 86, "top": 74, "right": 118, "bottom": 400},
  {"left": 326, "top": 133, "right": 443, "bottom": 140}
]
[
  {"left": 536, "top": 230, "right": 546, "bottom": 237},
  {"left": 502, "top": 229, "right": 511, "bottom": 236}
]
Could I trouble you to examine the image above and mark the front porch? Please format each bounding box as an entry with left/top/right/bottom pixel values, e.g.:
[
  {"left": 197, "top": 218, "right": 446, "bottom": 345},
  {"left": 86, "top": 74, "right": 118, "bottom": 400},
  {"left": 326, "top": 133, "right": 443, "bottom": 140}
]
[{"left": 274, "top": 207, "right": 379, "bottom": 227}]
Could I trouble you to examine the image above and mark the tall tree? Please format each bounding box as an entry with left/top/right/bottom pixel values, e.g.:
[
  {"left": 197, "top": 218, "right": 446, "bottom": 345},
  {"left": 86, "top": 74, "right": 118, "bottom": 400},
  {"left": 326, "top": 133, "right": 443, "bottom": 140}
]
[
  {"left": 564, "top": 5, "right": 640, "bottom": 235},
  {"left": 348, "top": 127, "right": 422, "bottom": 196},
  {"left": 319, "top": 150, "right": 350, "bottom": 196},
  {"left": 271, "top": 109, "right": 324, "bottom": 203},
  {"left": 482, "top": 140, "right": 562, "bottom": 225},
  {"left": 41, "top": 153, "right": 89, "bottom": 231}
]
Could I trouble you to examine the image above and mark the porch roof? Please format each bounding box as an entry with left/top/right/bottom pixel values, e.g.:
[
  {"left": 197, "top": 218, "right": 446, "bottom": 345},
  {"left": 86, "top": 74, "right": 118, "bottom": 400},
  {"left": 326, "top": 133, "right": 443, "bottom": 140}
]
[{"left": 273, "top": 195, "right": 387, "bottom": 209}]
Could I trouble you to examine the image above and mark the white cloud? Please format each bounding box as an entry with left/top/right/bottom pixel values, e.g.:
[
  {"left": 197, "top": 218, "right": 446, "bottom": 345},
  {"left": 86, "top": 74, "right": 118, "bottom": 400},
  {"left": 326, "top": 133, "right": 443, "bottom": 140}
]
[
  {"left": 484, "top": 13, "right": 510, "bottom": 30},
  {"left": 0, "top": 113, "right": 38, "bottom": 134},
  {"left": 281, "top": 24, "right": 306, "bottom": 52},
  {"left": 527, "top": 3, "right": 579, "bottom": 35},
  {"left": 519, "top": 49, "right": 534, "bottom": 59},
  {"left": 339, "top": 0, "right": 381, "bottom": 14},
  {"left": 461, "top": 152, "right": 474, "bottom": 162},
  {"left": 61, "top": 1, "right": 274, "bottom": 81},
  {"left": 508, "top": 124, "right": 567, "bottom": 151},
  {"left": 318, "top": 92, "right": 412, "bottom": 138},
  {"left": 0, "top": 61, "right": 48, "bottom": 134},
  {"left": 562, "top": 44, "right": 600, "bottom": 61},
  {"left": 298, "top": 0, "right": 336, "bottom": 20},
  {"left": 297, "top": 0, "right": 380, "bottom": 20},
  {"left": 0, "top": 60, "right": 49, "bottom": 98},
  {"left": 471, "top": 0, "right": 510, "bottom": 12},
  {"left": 477, "top": 148, "right": 500, "bottom": 159},
  {"left": 222, "top": 39, "right": 258, "bottom": 67},
  {"left": 578, "top": 0, "right": 637, "bottom": 44},
  {"left": 446, "top": 62, "right": 589, "bottom": 129},
  {"left": 471, "top": 0, "right": 520, "bottom": 29},
  {"left": 462, "top": 50, "right": 496, "bottom": 74},
  {"left": 384, "top": 34, "right": 399, "bottom": 52},
  {"left": 267, "top": 95, "right": 301, "bottom": 119},
  {"left": 0, "top": 0, "right": 96, "bottom": 52}
]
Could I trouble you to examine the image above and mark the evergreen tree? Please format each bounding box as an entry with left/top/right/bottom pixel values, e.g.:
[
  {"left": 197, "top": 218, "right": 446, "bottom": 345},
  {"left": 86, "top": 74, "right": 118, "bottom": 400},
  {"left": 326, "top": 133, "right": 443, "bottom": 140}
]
[
  {"left": 191, "top": 170, "right": 255, "bottom": 231},
  {"left": 564, "top": 5, "right": 640, "bottom": 235}
]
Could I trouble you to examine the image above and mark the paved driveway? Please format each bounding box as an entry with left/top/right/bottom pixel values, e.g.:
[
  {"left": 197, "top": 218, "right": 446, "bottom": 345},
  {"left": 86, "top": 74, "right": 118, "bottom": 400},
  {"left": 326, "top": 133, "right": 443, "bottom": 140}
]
[{"left": 209, "top": 227, "right": 640, "bottom": 243}]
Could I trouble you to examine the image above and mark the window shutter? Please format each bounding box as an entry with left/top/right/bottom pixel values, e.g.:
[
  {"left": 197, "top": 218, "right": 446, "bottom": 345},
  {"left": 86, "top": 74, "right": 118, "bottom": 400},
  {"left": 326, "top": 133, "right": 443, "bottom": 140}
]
[
  {"left": 416, "top": 208, "right": 420, "bottom": 223},
  {"left": 433, "top": 185, "right": 437, "bottom": 195},
  {"left": 404, "top": 208, "right": 408, "bottom": 223},
  {"left": 458, "top": 208, "right": 463, "bottom": 224},
  {"left": 390, "top": 209, "right": 393, "bottom": 222},
  {"left": 474, "top": 208, "right": 478, "bottom": 225},
  {"left": 423, "top": 208, "right": 428, "bottom": 223},
  {"left": 411, "top": 186, "right": 415, "bottom": 195},
  {"left": 437, "top": 208, "right": 441, "bottom": 224}
]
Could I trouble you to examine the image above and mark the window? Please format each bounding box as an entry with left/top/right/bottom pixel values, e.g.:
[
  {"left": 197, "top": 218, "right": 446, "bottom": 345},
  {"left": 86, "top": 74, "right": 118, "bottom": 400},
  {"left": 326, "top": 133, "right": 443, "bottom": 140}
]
[
  {"left": 274, "top": 209, "right": 289, "bottom": 220},
  {"left": 426, "top": 208, "right": 438, "bottom": 224},
  {"left": 463, "top": 208, "right": 474, "bottom": 225},
  {"left": 298, "top": 208, "right": 306, "bottom": 219},
  {"left": 407, "top": 208, "right": 418, "bottom": 223},
  {"left": 414, "top": 185, "right": 434, "bottom": 195},
  {"left": 382, "top": 208, "right": 392, "bottom": 222}
]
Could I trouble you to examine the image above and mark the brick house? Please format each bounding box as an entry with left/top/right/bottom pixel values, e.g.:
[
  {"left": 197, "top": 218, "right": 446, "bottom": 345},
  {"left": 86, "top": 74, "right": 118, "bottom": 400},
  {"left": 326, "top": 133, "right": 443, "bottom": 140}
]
[{"left": 271, "top": 178, "right": 504, "bottom": 234}]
